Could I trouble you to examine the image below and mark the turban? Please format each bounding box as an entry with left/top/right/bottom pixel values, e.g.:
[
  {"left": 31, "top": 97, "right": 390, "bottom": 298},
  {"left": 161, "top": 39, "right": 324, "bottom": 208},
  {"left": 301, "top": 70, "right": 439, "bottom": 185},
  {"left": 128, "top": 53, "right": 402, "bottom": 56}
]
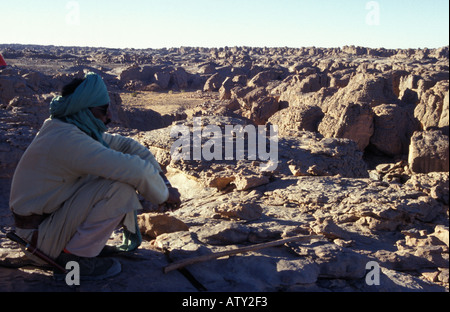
[{"left": 50, "top": 72, "right": 110, "bottom": 147}]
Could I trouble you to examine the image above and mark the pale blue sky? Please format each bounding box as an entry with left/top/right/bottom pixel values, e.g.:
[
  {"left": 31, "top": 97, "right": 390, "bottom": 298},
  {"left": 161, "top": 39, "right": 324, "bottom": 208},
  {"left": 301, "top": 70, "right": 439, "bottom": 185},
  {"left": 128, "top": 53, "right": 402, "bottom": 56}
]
[{"left": 1, "top": 0, "right": 448, "bottom": 49}]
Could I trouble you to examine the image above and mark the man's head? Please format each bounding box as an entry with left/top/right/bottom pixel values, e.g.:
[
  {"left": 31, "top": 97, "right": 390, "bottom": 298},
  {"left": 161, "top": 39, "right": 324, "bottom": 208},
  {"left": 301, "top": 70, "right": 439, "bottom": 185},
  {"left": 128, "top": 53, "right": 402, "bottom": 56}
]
[
  {"left": 89, "top": 104, "right": 111, "bottom": 126},
  {"left": 60, "top": 75, "right": 111, "bottom": 126},
  {"left": 50, "top": 72, "right": 111, "bottom": 147},
  {"left": 61, "top": 78, "right": 85, "bottom": 97}
]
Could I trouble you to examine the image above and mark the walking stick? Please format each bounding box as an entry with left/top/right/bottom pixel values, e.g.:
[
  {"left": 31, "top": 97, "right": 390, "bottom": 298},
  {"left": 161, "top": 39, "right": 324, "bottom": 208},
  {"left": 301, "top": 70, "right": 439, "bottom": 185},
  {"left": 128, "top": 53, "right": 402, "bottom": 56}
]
[
  {"left": 163, "top": 235, "right": 322, "bottom": 273},
  {"left": 2, "top": 229, "right": 68, "bottom": 274}
]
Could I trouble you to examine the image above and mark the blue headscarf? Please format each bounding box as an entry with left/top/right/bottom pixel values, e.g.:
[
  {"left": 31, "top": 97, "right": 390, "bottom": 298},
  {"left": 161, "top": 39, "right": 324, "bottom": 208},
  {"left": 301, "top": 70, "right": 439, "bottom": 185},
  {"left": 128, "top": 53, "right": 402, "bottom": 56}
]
[{"left": 50, "top": 72, "right": 110, "bottom": 147}]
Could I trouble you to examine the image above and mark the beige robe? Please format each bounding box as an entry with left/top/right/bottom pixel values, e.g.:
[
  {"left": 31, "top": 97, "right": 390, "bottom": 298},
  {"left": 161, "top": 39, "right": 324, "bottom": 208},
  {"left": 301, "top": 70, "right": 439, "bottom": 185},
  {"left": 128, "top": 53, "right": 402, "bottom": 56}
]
[{"left": 10, "top": 118, "right": 168, "bottom": 259}]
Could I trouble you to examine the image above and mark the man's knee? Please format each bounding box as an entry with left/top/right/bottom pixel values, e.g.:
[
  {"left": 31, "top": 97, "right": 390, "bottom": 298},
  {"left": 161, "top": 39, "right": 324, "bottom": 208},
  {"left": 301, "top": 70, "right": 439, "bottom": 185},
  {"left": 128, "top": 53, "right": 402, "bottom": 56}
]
[
  {"left": 102, "top": 180, "right": 140, "bottom": 210},
  {"left": 108, "top": 181, "right": 137, "bottom": 198}
]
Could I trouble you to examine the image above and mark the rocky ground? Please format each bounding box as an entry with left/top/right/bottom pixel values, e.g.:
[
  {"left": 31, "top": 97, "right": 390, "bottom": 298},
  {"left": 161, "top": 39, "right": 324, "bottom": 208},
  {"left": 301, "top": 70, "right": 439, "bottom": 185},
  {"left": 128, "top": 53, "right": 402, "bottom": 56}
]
[{"left": 0, "top": 44, "right": 448, "bottom": 292}]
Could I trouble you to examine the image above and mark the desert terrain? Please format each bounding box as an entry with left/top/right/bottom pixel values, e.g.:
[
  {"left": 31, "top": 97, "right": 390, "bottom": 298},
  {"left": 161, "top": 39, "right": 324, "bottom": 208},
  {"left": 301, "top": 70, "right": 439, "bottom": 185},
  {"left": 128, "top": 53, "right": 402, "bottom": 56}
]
[{"left": 0, "top": 44, "right": 448, "bottom": 292}]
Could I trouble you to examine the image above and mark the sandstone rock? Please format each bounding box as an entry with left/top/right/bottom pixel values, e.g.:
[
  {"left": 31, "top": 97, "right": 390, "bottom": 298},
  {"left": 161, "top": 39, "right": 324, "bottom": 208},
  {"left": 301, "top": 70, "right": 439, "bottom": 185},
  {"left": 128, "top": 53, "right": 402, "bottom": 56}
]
[
  {"left": 396, "top": 229, "right": 449, "bottom": 269},
  {"left": 239, "top": 87, "right": 267, "bottom": 106},
  {"left": 197, "top": 63, "right": 216, "bottom": 75},
  {"left": 298, "top": 74, "right": 325, "bottom": 93},
  {"left": 195, "top": 221, "right": 281, "bottom": 246},
  {"left": 404, "top": 172, "right": 449, "bottom": 205},
  {"left": 232, "top": 75, "right": 247, "bottom": 86},
  {"left": 369, "top": 160, "right": 411, "bottom": 183},
  {"left": 218, "top": 77, "right": 233, "bottom": 101},
  {"left": 118, "top": 64, "right": 145, "bottom": 82},
  {"left": 152, "top": 231, "right": 211, "bottom": 262},
  {"left": 279, "top": 134, "right": 369, "bottom": 178},
  {"left": 276, "top": 259, "right": 319, "bottom": 285},
  {"left": 328, "top": 70, "right": 352, "bottom": 88},
  {"left": 325, "top": 72, "right": 398, "bottom": 109},
  {"left": 138, "top": 213, "right": 189, "bottom": 239},
  {"left": 432, "top": 225, "right": 449, "bottom": 247},
  {"left": 0, "top": 75, "right": 34, "bottom": 104},
  {"left": 311, "top": 219, "right": 351, "bottom": 240},
  {"left": 111, "top": 100, "right": 166, "bottom": 131},
  {"left": 318, "top": 102, "right": 374, "bottom": 151},
  {"left": 208, "top": 175, "right": 236, "bottom": 190},
  {"left": 170, "top": 67, "right": 189, "bottom": 90},
  {"left": 154, "top": 71, "right": 171, "bottom": 89},
  {"left": 247, "top": 70, "right": 283, "bottom": 88},
  {"left": 370, "top": 104, "right": 419, "bottom": 156},
  {"left": 289, "top": 240, "right": 368, "bottom": 279},
  {"left": 414, "top": 80, "right": 449, "bottom": 130},
  {"left": 232, "top": 174, "right": 270, "bottom": 191},
  {"left": 439, "top": 91, "right": 449, "bottom": 132},
  {"left": 203, "top": 73, "right": 225, "bottom": 92},
  {"left": 374, "top": 249, "right": 439, "bottom": 272},
  {"left": 215, "top": 202, "right": 263, "bottom": 221},
  {"left": 248, "top": 96, "right": 279, "bottom": 125},
  {"left": 408, "top": 130, "right": 449, "bottom": 173},
  {"left": 197, "top": 223, "right": 251, "bottom": 245},
  {"left": 268, "top": 105, "right": 324, "bottom": 135}
]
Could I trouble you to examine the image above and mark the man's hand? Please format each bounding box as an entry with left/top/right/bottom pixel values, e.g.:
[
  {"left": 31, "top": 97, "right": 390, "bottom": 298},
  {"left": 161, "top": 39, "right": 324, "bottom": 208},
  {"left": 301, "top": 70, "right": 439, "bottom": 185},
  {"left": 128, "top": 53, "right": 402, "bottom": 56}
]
[
  {"left": 166, "top": 187, "right": 182, "bottom": 208},
  {"left": 157, "top": 171, "right": 182, "bottom": 212},
  {"left": 158, "top": 187, "right": 181, "bottom": 212}
]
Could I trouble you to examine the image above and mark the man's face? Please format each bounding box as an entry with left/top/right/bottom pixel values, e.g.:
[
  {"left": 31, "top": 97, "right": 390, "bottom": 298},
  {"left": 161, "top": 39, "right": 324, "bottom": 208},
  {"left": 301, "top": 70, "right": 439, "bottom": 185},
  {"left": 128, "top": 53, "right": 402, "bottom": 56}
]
[{"left": 90, "top": 104, "right": 111, "bottom": 126}]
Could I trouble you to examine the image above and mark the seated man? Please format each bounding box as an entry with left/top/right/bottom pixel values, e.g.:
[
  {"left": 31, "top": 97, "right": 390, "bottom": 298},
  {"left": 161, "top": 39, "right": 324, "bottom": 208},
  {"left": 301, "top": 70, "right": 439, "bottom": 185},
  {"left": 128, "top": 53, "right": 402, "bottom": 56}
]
[{"left": 9, "top": 72, "right": 181, "bottom": 280}]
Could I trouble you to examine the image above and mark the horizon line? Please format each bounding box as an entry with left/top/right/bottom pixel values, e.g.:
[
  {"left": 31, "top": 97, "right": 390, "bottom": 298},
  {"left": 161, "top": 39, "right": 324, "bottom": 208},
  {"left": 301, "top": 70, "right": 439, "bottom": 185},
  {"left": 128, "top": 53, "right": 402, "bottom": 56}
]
[{"left": 1, "top": 42, "right": 449, "bottom": 52}]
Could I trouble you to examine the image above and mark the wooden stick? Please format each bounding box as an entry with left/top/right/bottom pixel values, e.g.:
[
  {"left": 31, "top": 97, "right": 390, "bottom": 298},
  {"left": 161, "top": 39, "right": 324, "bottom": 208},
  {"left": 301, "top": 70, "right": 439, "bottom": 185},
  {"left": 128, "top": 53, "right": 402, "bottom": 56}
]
[{"left": 163, "top": 235, "right": 322, "bottom": 274}]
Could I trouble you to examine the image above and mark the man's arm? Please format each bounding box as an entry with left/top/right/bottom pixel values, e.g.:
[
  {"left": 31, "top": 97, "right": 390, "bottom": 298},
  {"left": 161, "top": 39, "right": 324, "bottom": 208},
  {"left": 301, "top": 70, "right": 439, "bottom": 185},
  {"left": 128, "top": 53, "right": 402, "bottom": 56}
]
[
  {"left": 104, "top": 132, "right": 181, "bottom": 210},
  {"left": 103, "top": 133, "right": 162, "bottom": 172},
  {"left": 59, "top": 130, "right": 169, "bottom": 204}
]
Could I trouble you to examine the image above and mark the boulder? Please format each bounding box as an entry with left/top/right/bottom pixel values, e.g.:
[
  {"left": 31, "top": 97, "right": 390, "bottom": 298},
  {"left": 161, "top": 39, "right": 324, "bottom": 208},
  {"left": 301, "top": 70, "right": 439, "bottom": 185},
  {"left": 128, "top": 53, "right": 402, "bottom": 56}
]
[
  {"left": 370, "top": 104, "right": 420, "bottom": 156},
  {"left": 118, "top": 64, "right": 145, "bottom": 82},
  {"left": 279, "top": 134, "right": 369, "bottom": 178},
  {"left": 404, "top": 172, "right": 449, "bottom": 205},
  {"left": 0, "top": 75, "right": 34, "bottom": 104},
  {"left": 247, "top": 70, "right": 283, "bottom": 88},
  {"left": 154, "top": 71, "right": 171, "bottom": 89},
  {"left": 232, "top": 75, "right": 247, "bottom": 86},
  {"left": 324, "top": 72, "right": 398, "bottom": 110},
  {"left": 170, "top": 67, "right": 188, "bottom": 90},
  {"left": 297, "top": 74, "right": 325, "bottom": 93},
  {"left": 414, "top": 80, "right": 449, "bottom": 131},
  {"left": 408, "top": 130, "right": 449, "bottom": 173},
  {"left": 318, "top": 102, "right": 374, "bottom": 151},
  {"left": 439, "top": 91, "right": 449, "bottom": 133},
  {"left": 232, "top": 174, "right": 270, "bottom": 191},
  {"left": 197, "top": 223, "right": 251, "bottom": 245},
  {"left": 203, "top": 73, "right": 225, "bottom": 92},
  {"left": 248, "top": 96, "right": 279, "bottom": 125},
  {"left": 432, "top": 225, "right": 449, "bottom": 247},
  {"left": 197, "top": 63, "right": 216, "bottom": 75},
  {"left": 138, "top": 213, "right": 189, "bottom": 239},
  {"left": 268, "top": 105, "right": 324, "bottom": 135},
  {"left": 215, "top": 202, "right": 263, "bottom": 221},
  {"left": 218, "top": 77, "right": 234, "bottom": 100}
]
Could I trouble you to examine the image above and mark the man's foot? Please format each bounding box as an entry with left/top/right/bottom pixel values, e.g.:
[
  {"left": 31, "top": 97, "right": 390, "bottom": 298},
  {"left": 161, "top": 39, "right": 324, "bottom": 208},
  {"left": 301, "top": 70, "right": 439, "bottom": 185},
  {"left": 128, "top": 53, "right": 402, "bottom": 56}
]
[
  {"left": 53, "top": 252, "right": 121, "bottom": 281},
  {"left": 98, "top": 245, "right": 125, "bottom": 257}
]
